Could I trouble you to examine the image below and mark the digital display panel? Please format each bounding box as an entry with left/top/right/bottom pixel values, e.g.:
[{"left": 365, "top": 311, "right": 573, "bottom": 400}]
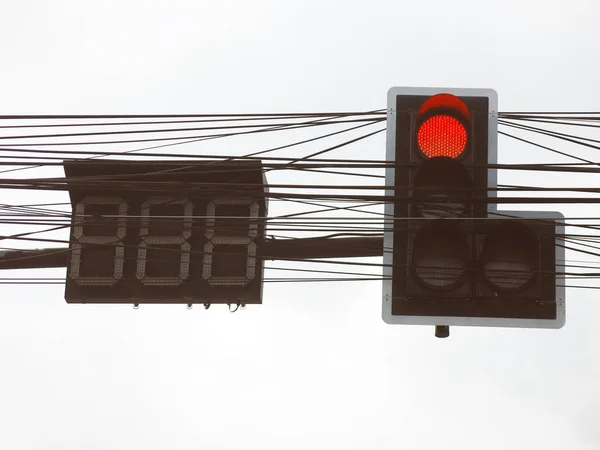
[{"left": 64, "top": 160, "right": 267, "bottom": 305}]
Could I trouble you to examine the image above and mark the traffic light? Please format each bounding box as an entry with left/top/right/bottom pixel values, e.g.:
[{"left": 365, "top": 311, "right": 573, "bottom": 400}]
[
  {"left": 382, "top": 87, "right": 565, "bottom": 330},
  {"left": 64, "top": 160, "right": 268, "bottom": 307}
]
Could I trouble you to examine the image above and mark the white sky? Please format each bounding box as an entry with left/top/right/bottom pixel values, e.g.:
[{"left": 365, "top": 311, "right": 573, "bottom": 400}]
[{"left": 1, "top": 1, "right": 600, "bottom": 449}]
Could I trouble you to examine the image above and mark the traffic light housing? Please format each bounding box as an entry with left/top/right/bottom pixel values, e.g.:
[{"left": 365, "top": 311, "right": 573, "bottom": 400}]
[{"left": 382, "top": 87, "right": 565, "bottom": 329}]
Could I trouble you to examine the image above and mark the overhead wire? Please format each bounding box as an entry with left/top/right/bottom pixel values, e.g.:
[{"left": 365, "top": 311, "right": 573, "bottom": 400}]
[
  {"left": 0, "top": 111, "right": 383, "bottom": 175},
  {"left": 1, "top": 109, "right": 600, "bottom": 291},
  {"left": 0, "top": 117, "right": 385, "bottom": 147}
]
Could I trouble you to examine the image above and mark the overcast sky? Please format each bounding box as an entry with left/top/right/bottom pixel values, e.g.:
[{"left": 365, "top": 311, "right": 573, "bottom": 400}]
[{"left": 1, "top": 1, "right": 600, "bottom": 449}]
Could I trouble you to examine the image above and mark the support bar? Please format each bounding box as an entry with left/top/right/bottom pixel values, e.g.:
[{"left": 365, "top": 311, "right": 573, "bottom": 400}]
[{"left": 0, "top": 236, "right": 385, "bottom": 270}]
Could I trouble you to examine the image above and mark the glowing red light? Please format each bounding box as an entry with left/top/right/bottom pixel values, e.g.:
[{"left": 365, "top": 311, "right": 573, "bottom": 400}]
[{"left": 417, "top": 115, "right": 468, "bottom": 159}]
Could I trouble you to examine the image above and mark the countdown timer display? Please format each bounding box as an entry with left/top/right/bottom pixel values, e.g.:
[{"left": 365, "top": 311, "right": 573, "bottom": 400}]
[{"left": 64, "top": 160, "right": 267, "bottom": 305}]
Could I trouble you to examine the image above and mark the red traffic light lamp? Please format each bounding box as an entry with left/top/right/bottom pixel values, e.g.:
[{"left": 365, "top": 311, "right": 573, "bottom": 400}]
[{"left": 415, "top": 93, "right": 471, "bottom": 159}]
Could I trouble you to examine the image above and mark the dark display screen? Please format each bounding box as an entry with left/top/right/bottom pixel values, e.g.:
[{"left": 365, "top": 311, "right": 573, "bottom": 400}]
[{"left": 64, "top": 160, "right": 266, "bottom": 305}]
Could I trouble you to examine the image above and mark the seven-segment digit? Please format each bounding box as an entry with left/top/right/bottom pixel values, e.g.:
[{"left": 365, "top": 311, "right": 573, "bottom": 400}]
[
  {"left": 202, "top": 198, "right": 259, "bottom": 286},
  {"left": 136, "top": 197, "right": 193, "bottom": 286},
  {"left": 70, "top": 196, "right": 127, "bottom": 286}
]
